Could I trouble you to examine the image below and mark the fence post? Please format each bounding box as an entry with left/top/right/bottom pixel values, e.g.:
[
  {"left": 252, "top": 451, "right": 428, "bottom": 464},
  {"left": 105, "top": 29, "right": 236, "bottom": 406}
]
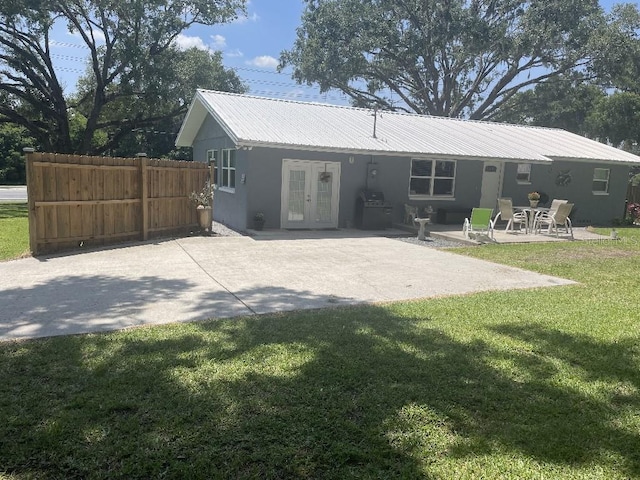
[
  {"left": 139, "top": 155, "right": 149, "bottom": 241},
  {"left": 24, "top": 148, "right": 38, "bottom": 255}
]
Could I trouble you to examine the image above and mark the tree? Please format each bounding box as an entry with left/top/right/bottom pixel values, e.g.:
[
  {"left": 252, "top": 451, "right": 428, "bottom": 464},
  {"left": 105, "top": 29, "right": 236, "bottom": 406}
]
[
  {"left": 589, "top": 3, "right": 640, "bottom": 94},
  {"left": 73, "top": 47, "right": 246, "bottom": 157},
  {"left": 586, "top": 4, "right": 640, "bottom": 152},
  {"left": 280, "top": 0, "right": 604, "bottom": 119},
  {"left": 0, "top": 123, "right": 34, "bottom": 184},
  {"left": 586, "top": 92, "right": 640, "bottom": 152},
  {"left": 491, "top": 74, "right": 605, "bottom": 134},
  {"left": 0, "top": 0, "right": 246, "bottom": 154}
]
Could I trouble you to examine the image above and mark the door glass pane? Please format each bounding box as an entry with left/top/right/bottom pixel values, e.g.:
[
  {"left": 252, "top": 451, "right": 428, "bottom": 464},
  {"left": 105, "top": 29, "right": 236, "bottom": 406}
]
[
  {"left": 288, "top": 169, "right": 306, "bottom": 221},
  {"left": 316, "top": 172, "right": 332, "bottom": 222}
]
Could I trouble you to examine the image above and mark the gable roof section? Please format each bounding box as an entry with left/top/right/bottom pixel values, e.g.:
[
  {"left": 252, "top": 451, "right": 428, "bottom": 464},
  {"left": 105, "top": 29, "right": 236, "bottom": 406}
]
[{"left": 176, "top": 90, "right": 640, "bottom": 164}]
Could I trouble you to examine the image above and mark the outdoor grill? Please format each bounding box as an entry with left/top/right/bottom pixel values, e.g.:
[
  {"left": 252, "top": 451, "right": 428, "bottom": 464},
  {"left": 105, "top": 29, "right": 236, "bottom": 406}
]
[{"left": 355, "top": 190, "right": 393, "bottom": 230}]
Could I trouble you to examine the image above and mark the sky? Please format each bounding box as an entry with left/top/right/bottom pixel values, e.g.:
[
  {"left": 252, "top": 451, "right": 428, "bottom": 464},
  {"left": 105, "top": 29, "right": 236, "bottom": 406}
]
[
  {"left": 49, "top": 0, "right": 622, "bottom": 106},
  {"left": 50, "top": 0, "right": 350, "bottom": 105}
]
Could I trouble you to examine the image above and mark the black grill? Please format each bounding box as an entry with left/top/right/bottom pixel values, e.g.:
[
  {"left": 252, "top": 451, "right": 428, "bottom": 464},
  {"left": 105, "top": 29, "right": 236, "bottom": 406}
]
[{"left": 355, "top": 190, "right": 393, "bottom": 230}]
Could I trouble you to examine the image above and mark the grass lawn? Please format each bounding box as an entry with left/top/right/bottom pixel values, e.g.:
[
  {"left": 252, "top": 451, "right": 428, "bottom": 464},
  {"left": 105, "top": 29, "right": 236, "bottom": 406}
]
[
  {"left": 0, "top": 229, "right": 639, "bottom": 479},
  {"left": 0, "top": 203, "right": 29, "bottom": 261}
]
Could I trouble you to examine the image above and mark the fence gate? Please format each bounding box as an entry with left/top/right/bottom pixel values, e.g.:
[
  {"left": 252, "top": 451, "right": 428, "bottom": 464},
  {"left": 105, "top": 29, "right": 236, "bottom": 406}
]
[{"left": 26, "top": 152, "right": 209, "bottom": 255}]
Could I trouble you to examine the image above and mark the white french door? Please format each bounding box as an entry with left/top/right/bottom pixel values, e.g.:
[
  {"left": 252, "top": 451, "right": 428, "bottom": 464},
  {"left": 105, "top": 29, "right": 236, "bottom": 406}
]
[{"left": 281, "top": 159, "right": 341, "bottom": 229}]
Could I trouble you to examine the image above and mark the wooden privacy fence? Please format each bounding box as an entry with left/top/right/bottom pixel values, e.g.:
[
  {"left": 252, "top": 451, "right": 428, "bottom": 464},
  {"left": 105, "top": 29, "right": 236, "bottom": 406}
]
[
  {"left": 26, "top": 152, "right": 209, "bottom": 255},
  {"left": 628, "top": 183, "right": 640, "bottom": 205}
]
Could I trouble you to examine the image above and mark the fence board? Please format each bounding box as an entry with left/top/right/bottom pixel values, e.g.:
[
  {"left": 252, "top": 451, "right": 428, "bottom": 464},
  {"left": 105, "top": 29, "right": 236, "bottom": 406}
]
[{"left": 26, "top": 152, "right": 209, "bottom": 255}]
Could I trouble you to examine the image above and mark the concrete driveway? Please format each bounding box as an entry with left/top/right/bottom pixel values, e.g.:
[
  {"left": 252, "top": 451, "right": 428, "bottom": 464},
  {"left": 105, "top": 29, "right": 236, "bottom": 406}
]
[{"left": 0, "top": 235, "right": 575, "bottom": 341}]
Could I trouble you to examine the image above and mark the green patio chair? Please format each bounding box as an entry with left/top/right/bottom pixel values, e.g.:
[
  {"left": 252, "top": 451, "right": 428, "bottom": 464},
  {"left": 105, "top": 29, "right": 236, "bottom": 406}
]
[{"left": 463, "top": 208, "right": 495, "bottom": 240}]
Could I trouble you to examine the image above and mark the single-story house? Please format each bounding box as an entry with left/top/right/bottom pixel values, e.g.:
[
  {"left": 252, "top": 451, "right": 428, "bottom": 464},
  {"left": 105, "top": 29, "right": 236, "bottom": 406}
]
[{"left": 175, "top": 89, "right": 640, "bottom": 231}]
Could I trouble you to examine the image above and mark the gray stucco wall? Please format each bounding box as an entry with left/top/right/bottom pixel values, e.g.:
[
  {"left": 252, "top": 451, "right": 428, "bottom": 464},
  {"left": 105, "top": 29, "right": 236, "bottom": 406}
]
[
  {"left": 501, "top": 161, "right": 630, "bottom": 225},
  {"left": 190, "top": 113, "right": 631, "bottom": 230},
  {"left": 191, "top": 115, "right": 248, "bottom": 230},
  {"left": 242, "top": 148, "right": 486, "bottom": 228}
]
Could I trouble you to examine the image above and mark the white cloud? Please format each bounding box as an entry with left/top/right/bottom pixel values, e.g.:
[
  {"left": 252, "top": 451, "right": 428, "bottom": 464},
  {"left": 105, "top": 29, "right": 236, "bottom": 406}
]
[
  {"left": 225, "top": 49, "right": 244, "bottom": 58},
  {"left": 210, "top": 34, "right": 226, "bottom": 49},
  {"left": 173, "top": 34, "right": 209, "bottom": 51},
  {"left": 246, "top": 55, "right": 278, "bottom": 69}
]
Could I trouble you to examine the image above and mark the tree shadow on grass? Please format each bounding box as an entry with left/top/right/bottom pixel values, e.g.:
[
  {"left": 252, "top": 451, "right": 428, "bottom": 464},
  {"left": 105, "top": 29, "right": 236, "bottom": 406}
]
[
  {"left": 0, "top": 307, "right": 639, "bottom": 478},
  {"left": 0, "top": 203, "right": 27, "bottom": 219}
]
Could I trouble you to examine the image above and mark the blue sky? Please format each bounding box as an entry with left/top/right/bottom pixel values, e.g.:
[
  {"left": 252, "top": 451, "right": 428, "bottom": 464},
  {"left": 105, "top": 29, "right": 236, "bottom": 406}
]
[
  {"left": 50, "top": 0, "right": 349, "bottom": 104},
  {"left": 49, "top": 0, "right": 620, "bottom": 105}
]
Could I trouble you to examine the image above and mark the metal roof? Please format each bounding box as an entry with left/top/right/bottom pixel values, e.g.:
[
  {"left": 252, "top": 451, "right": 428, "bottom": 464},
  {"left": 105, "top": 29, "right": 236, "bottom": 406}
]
[{"left": 176, "top": 89, "right": 640, "bottom": 164}]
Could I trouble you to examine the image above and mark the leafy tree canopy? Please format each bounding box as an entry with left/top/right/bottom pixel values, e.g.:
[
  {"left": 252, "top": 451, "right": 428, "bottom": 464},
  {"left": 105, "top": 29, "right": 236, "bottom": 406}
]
[
  {"left": 0, "top": 123, "right": 34, "bottom": 184},
  {"left": 0, "top": 0, "right": 246, "bottom": 155},
  {"left": 586, "top": 92, "right": 640, "bottom": 150},
  {"left": 73, "top": 47, "right": 246, "bottom": 157},
  {"left": 280, "top": 0, "right": 606, "bottom": 119},
  {"left": 491, "top": 74, "right": 605, "bottom": 134},
  {"left": 589, "top": 3, "right": 640, "bottom": 93}
]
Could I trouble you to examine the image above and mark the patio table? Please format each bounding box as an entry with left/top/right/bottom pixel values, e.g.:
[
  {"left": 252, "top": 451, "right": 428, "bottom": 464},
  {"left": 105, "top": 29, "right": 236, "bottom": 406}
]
[{"left": 515, "top": 206, "right": 550, "bottom": 233}]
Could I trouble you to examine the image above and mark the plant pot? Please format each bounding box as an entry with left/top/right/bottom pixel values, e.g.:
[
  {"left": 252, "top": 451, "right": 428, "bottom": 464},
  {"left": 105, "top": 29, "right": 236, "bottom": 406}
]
[
  {"left": 197, "top": 206, "right": 212, "bottom": 230},
  {"left": 529, "top": 200, "right": 539, "bottom": 208},
  {"left": 254, "top": 219, "right": 265, "bottom": 231}
]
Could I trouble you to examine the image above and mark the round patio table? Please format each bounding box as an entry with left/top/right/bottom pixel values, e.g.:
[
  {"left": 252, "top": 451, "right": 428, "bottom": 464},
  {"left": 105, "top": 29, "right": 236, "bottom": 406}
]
[{"left": 516, "top": 206, "right": 550, "bottom": 233}]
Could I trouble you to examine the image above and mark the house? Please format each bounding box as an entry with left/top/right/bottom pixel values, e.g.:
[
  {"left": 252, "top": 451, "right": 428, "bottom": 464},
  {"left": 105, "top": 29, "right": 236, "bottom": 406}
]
[{"left": 175, "top": 89, "right": 640, "bottom": 231}]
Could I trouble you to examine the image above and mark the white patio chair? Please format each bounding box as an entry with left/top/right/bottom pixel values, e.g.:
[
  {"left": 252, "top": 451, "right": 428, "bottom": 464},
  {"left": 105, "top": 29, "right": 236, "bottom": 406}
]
[
  {"left": 534, "top": 202, "right": 574, "bottom": 238},
  {"left": 494, "top": 198, "right": 528, "bottom": 233},
  {"left": 548, "top": 199, "right": 568, "bottom": 215},
  {"left": 404, "top": 204, "right": 419, "bottom": 225}
]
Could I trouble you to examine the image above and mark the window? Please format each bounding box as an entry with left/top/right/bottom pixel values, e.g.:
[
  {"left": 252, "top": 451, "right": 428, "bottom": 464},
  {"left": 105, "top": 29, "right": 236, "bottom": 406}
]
[
  {"left": 409, "top": 159, "right": 456, "bottom": 197},
  {"left": 516, "top": 163, "right": 531, "bottom": 184},
  {"left": 592, "top": 168, "right": 610, "bottom": 194},
  {"left": 220, "top": 149, "right": 236, "bottom": 190},
  {"left": 207, "top": 149, "right": 218, "bottom": 187}
]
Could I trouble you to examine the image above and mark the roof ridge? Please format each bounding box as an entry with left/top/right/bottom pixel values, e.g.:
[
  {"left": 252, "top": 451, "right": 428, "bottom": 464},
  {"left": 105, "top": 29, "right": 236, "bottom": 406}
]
[{"left": 196, "top": 89, "right": 566, "bottom": 133}]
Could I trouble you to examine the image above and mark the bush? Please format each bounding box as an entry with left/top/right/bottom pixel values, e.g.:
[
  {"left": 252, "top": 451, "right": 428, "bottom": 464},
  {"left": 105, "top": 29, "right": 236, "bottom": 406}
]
[{"left": 626, "top": 203, "right": 640, "bottom": 224}]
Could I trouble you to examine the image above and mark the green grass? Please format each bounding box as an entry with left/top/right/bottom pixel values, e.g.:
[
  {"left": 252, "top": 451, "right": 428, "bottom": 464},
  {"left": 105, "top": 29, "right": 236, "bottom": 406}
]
[
  {"left": 1, "top": 229, "right": 639, "bottom": 479},
  {"left": 0, "top": 203, "right": 29, "bottom": 261}
]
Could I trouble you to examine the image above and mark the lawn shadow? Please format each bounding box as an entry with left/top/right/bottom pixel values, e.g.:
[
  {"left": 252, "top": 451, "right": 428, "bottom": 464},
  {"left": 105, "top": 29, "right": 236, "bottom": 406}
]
[
  {"left": 0, "top": 203, "right": 28, "bottom": 219},
  {"left": 1, "top": 308, "right": 639, "bottom": 478}
]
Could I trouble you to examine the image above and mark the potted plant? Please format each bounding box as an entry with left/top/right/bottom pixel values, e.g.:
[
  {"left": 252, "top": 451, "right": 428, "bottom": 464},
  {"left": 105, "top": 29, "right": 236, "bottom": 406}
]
[
  {"left": 253, "top": 212, "right": 265, "bottom": 231},
  {"left": 189, "top": 181, "right": 214, "bottom": 231},
  {"left": 527, "top": 191, "right": 540, "bottom": 208}
]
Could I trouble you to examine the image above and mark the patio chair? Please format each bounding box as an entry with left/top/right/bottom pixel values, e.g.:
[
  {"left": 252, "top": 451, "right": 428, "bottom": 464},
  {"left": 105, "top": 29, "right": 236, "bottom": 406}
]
[
  {"left": 463, "top": 208, "right": 495, "bottom": 240},
  {"left": 494, "top": 198, "right": 528, "bottom": 233},
  {"left": 534, "top": 202, "right": 574, "bottom": 238},
  {"left": 548, "top": 198, "right": 569, "bottom": 214},
  {"left": 404, "top": 204, "right": 419, "bottom": 225},
  {"left": 528, "top": 198, "right": 569, "bottom": 232}
]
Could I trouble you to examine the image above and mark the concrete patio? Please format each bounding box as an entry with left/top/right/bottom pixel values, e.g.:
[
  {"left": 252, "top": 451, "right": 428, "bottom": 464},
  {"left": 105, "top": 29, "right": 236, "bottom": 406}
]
[
  {"left": 428, "top": 223, "right": 612, "bottom": 244},
  {"left": 246, "top": 223, "right": 612, "bottom": 245}
]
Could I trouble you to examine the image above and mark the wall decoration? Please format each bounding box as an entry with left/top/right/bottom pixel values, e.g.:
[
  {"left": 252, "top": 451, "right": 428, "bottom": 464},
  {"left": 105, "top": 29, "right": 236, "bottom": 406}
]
[{"left": 555, "top": 170, "right": 572, "bottom": 187}]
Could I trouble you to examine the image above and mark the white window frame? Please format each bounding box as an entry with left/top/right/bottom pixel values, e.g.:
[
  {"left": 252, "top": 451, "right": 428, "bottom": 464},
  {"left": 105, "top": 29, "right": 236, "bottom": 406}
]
[
  {"left": 409, "top": 158, "right": 456, "bottom": 199},
  {"left": 592, "top": 168, "right": 610, "bottom": 195},
  {"left": 220, "top": 149, "right": 236, "bottom": 192},
  {"left": 207, "top": 149, "right": 218, "bottom": 189},
  {"left": 516, "top": 163, "right": 531, "bottom": 184}
]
